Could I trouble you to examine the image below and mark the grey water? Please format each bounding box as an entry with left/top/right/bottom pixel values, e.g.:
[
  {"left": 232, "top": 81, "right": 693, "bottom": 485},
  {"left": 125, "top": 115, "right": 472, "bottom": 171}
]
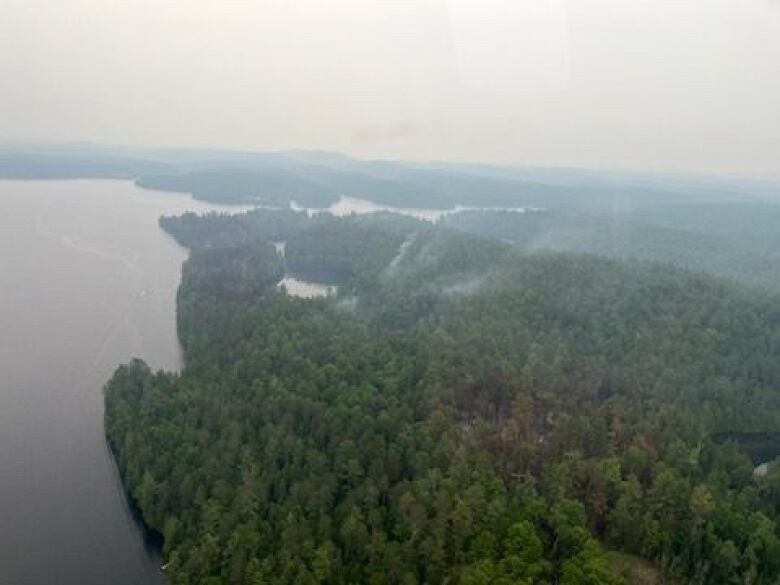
[
  {"left": 0, "top": 179, "right": 244, "bottom": 585},
  {"left": 277, "top": 275, "right": 337, "bottom": 299},
  {"left": 291, "top": 195, "right": 531, "bottom": 222}
]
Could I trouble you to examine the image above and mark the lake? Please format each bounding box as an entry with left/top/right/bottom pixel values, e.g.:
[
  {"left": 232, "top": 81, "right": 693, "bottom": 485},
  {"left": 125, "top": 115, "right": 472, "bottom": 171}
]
[
  {"left": 0, "top": 179, "right": 531, "bottom": 583},
  {"left": 0, "top": 179, "right": 244, "bottom": 585},
  {"left": 277, "top": 275, "right": 337, "bottom": 299},
  {"left": 291, "top": 195, "right": 531, "bottom": 222}
]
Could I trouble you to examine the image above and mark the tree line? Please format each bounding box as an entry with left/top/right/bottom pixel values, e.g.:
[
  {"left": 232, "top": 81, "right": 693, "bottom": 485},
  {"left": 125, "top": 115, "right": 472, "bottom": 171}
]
[{"left": 106, "top": 211, "right": 780, "bottom": 584}]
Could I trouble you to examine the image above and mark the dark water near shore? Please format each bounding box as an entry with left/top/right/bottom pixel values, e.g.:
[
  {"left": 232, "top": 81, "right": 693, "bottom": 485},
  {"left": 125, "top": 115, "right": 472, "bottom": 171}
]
[{"left": 0, "top": 180, "right": 243, "bottom": 585}]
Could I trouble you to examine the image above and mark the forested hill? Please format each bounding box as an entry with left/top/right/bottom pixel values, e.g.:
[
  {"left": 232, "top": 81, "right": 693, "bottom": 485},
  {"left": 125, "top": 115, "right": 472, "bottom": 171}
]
[
  {"left": 106, "top": 209, "right": 780, "bottom": 585},
  {"left": 442, "top": 203, "right": 780, "bottom": 291},
  {"left": 4, "top": 142, "right": 777, "bottom": 211}
]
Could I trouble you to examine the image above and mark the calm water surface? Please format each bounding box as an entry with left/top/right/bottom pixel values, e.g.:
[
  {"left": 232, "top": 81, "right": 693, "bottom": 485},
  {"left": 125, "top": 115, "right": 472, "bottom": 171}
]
[
  {"left": 0, "top": 180, "right": 244, "bottom": 585},
  {"left": 292, "top": 195, "right": 531, "bottom": 222},
  {"left": 277, "top": 275, "right": 337, "bottom": 299}
]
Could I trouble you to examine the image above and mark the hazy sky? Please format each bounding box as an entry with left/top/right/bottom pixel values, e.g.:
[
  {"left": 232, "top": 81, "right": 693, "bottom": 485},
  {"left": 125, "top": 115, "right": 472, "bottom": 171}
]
[{"left": 2, "top": 0, "right": 779, "bottom": 173}]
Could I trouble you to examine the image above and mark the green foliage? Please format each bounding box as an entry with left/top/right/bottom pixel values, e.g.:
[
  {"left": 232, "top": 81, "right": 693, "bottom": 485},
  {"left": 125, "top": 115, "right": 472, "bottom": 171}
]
[
  {"left": 443, "top": 203, "right": 780, "bottom": 290},
  {"left": 106, "top": 211, "right": 780, "bottom": 584},
  {"left": 139, "top": 169, "right": 338, "bottom": 207}
]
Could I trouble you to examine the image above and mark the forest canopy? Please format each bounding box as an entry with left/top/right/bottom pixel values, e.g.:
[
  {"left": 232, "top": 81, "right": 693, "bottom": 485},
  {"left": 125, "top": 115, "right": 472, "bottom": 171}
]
[{"left": 106, "top": 208, "right": 780, "bottom": 585}]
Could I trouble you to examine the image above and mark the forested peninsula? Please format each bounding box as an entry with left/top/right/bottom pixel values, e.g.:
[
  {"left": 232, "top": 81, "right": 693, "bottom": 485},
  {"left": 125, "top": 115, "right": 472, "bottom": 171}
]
[{"left": 106, "top": 208, "right": 780, "bottom": 584}]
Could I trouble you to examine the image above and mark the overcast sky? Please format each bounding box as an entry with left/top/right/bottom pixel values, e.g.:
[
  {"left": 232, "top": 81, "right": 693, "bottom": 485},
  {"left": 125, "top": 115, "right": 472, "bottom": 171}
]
[{"left": 2, "top": 0, "right": 779, "bottom": 173}]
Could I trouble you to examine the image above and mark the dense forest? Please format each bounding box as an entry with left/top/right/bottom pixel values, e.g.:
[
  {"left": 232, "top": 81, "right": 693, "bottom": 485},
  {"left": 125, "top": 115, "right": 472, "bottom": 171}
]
[
  {"left": 106, "top": 208, "right": 780, "bottom": 584},
  {"left": 443, "top": 203, "right": 780, "bottom": 290}
]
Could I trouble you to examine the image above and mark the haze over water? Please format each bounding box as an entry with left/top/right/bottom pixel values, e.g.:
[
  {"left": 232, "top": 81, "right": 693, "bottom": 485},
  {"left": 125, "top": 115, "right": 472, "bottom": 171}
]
[
  {"left": 3, "top": 0, "right": 779, "bottom": 173},
  {"left": 0, "top": 180, "right": 242, "bottom": 585}
]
